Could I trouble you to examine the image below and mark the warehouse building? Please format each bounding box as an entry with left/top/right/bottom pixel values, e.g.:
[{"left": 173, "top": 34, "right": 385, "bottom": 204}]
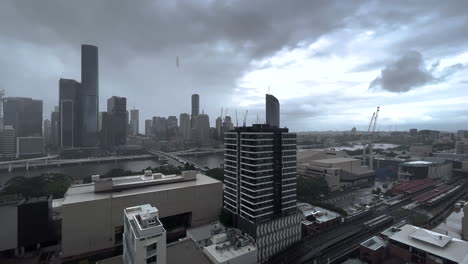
[{"left": 60, "top": 170, "right": 223, "bottom": 259}]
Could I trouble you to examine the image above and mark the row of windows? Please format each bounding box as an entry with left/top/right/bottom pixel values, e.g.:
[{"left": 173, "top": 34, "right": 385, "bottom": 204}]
[
  {"left": 283, "top": 150, "right": 296, "bottom": 157},
  {"left": 225, "top": 145, "right": 237, "bottom": 151},
  {"left": 283, "top": 162, "right": 297, "bottom": 168},
  {"left": 282, "top": 145, "right": 297, "bottom": 150},
  {"left": 225, "top": 139, "right": 237, "bottom": 145},
  {"left": 241, "top": 170, "right": 273, "bottom": 177},
  {"left": 282, "top": 133, "right": 296, "bottom": 139},
  {"left": 241, "top": 146, "right": 273, "bottom": 152},
  {"left": 240, "top": 134, "right": 274, "bottom": 140},
  {"left": 225, "top": 133, "right": 238, "bottom": 139},
  {"left": 283, "top": 156, "right": 296, "bottom": 162},
  {"left": 241, "top": 152, "right": 274, "bottom": 159},
  {"left": 241, "top": 176, "right": 273, "bottom": 185},
  {"left": 240, "top": 140, "right": 273, "bottom": 146},
  {"left": 241, "top": 186, "right": 273, "bottom": 197},
  {"left": 240, "top": 164, "right": 273, "bottom": 172},
  {"left": 225, "top": 150, "right": 237, "bottom": 156},
  {"left": 241, "top": 182, "right": 274, "bottom": 192},
  {"left": 283, "top": 168, "right": 296, "bottom": 174}
]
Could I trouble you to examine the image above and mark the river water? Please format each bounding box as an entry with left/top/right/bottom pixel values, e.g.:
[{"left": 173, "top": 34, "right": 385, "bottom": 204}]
[{"left": 0, "top": 153, "right": 225, "bottom": 187}]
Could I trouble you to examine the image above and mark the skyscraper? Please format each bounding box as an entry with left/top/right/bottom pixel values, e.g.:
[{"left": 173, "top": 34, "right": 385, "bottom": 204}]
[
  {"left": 145, "top": 119, "right": 152, "bottom": 137},
  {"left": 107, "top": 96, "right": 127, "bottom": 147},
  {"left": 167, "top": 115, "right": 178, "bottom": 138},
  {"left": 223, "top": 96, "right": 300, "bottom": 262},
  {"left": 3, "top": 97, "right": 43, "bottom": 138},
  {"left": 130, "top": 109, "right": 139, "bottom": 136},
  {"left": 59, "top": 79, "right": 80, "bottom": 148},
  {"left": 196, "top": 114, "right": 210, "bottom": 143},
  {"left": 43, "top": 119, "right": 51, "bottom": 145},
  {"left": 266, "top": 94, "right": 280, "bottom": 127},
  {"left": 191, "top": 94, "right": 199, "bottom": 129},
  {"left": 50, "top": 107, "right": 59, "bottom": 148},
  {"left": 215, "top": 117, "right": 222, "bottom": 139},
  {"left": 80, "top": 44, "right": 99, "bottom": 147},
  {"left": 152, "top": 117, "right": 167, "bottom": 141},
  {"left": 179, "top": 113, "right": 191, "bottom": 140}
]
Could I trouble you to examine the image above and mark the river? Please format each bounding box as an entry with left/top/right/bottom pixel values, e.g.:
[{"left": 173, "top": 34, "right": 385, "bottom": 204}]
[{"left": 0, "top": 153, "right": 225, "bottom": 187}]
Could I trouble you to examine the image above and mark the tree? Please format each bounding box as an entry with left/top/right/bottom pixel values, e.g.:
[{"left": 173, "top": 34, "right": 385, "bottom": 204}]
[{"left": 1, "top": 173, "right": 72, "bottom": 199}]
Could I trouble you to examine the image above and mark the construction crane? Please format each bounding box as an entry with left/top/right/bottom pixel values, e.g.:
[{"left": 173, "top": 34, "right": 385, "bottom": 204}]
[
  {"left": 363, "top": 106, "right": 380, "bottom": 169},
  {"left": 243, "top": 110, "right": 248, "bottom": 127}
]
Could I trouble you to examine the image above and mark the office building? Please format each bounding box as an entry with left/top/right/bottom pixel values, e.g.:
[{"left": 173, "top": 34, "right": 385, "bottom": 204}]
[
  {"left": 50, "top": 108, "right": 59, "bottom": 148},
  {"left": 3, "top": 97, "right": 42, "bottom": 137},
  {"left": 130, "top": 109, "right": 139, "bottom": 136},
  {"left": 43, "top": 119, "right": 51, "bottom": 145},
  {"left": 196, "top": 114, "right": 210, "bottom": 143},
  {"left": 265, "top": 94, "right": 280, "bottom": 127},
  {"left": 387, "top": 224, "right": 468, "bottom": 263},
  {"left": 167, "top": 115, "right": 178, "bottom": 138},
  {"left": 215, "top": 117, "right": 222, "bottom": 139},
  {"left": 191, "top": 94, "right": 199, "bottom": 129},
  {"left": 59, "top": 78, "right": 80, "bottom": 149},
  {"left": 16, "top": 137, "right": 44, "bottom": 159},
  {"left": 145, "top": 119, "right": 153, "bottom": 137},
  {"left": 223, "top": 116, "right": 233, "bottom": 132},
  {"left": 179, "top": 113, "right": 191, "bottom": 140},
  {"left": 79, "top": 44, "right": 99, "bottom": 147},
  {"left": 123, "top": 204, "right": 166, "bottom": 264},
  {"left": 1, "top": 125, "right": 16, "bottom": 157},
  {"left": 409, "top": 128, "right": 418, "bottom": 137},
  {"left": 60, "top": 171, "right": 222, "bottom": 258},
  {"left": 418, "top": 129, "right": 440, "bottom": 143},
  {"left": 98, "top": 112, "right": 110, "bottom": 148},
  {"left": 224, "top": 124, "right": 301, "bottom": 262},
  {"left": 152, "top": 117, "right": 167, "bottom": 141},
  {"left": 107, "top": 96, "right": 127, "bottom": 147}
]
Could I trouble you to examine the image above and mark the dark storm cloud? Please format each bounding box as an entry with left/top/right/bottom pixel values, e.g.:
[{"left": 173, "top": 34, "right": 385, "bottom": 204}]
[
  {"left": 0, "top": 0, "right": 364, "bottom": 123},
  {"left": 369, "top": 51, "right": 433, "bottom": 93},
  {"left": 369, "top": 51, "right": 467, "bottom": 93}
]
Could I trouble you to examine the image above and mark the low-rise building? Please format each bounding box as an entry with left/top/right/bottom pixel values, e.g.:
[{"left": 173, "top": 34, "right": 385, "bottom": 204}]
[
  {"left": 123, "top": 204, "right": 166, "bottom": 264},
  {"left": 398, "top": 160, "right": 452, "bottom": 180},
  {"left": 298, "top": 203, "right": 342, "bottom": 231},
  {"left": 388, "top": 224, "right": 468, "bottom": 263},
  {"left": 359, "top": 236, "right": 386, "bottom": 264},
  {"left": 409, "top": 145, "right": 433, "bottom": 157},
  {"left": 187, "top": 222, "right": 257, "bottom": 264},
  {"left": 299, "top": 157, "right": 374, "bottom": 191},
  {"left": 16, "top": 136, "right": 44, "bottom": 158},
  {"left": 60, "top": 171, "right": 223, "bottom": 259}
]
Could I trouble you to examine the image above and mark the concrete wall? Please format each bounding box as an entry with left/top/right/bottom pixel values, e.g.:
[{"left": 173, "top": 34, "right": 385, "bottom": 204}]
[
  {"left": 428, "top": 163, "right": 452, "bottom": 180},
  {"left": 62, "top": 181, "right": 223, "bottom": 258},
  {"left": 0, "top": 203, "right": 18, "bottom": 251}
]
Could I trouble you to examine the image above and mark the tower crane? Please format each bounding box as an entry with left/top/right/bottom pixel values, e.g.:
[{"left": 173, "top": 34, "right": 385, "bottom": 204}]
[{"left": 363, "top": 106, "right": 380, "bottom": 169}]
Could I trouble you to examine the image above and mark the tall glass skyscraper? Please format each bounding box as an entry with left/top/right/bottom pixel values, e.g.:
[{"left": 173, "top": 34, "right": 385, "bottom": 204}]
[
  {"left": 80, "top": 44, "right": 99, "bottom": 147},
  {"left": 3, "top": 97, "right": 43, "bottom": 137},
  {"left": 266, "top": 94, "right": 280, "bottom": 127},
  {"left": 191, "top": 94, "right": 199, "bottom": 129},
  {"left": 59, "top": 79, "right": 80, "bottom": 148}
]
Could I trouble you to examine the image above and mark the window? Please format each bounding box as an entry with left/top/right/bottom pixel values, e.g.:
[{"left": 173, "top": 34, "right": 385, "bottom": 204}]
[
  {"left": 147, "top": 255, "right": 157, "bottom": 264},
  {"left": 147, "top": 242, "right": 157, "bottom": 257}
]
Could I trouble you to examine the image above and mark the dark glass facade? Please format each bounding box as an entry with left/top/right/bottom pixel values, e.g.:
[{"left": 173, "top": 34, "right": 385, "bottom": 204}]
[
  {"left": 59, "top": 79, "right": 80, "bottom": 148},
  {"left": 266, "top": 94, "right": 280, "bottom": 127},
  {"left": 224, "top": 124, "right": 297, "bottom": 237},
  {"left": 80, "top": 44, "right": 99, "bottom": 147},
  {"left": 107, "top": 96, "right": 127, "bottom": 147},
  {"left": 3, "top": 97, "right": 43, "bottom": 137}
]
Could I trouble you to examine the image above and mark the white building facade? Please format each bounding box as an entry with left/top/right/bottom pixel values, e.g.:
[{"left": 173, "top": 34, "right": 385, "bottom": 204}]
[{"left": 123, "top": 204, "right": 166, "bottom": 264}]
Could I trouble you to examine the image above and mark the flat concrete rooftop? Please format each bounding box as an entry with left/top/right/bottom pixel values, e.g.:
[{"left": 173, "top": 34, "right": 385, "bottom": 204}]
[{"left": 62, "top": 173, "right": 221, "bottom": 205}]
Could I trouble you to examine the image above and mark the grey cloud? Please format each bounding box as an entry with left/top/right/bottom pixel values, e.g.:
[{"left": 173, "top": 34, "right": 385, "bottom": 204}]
[{"left": 369, "top": 51, "right": 433, "bottom": 92}]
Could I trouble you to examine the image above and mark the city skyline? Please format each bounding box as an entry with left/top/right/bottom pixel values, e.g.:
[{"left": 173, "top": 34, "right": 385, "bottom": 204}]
[{"left": 1, "top": 1, "right": 468, "bottom": 132}]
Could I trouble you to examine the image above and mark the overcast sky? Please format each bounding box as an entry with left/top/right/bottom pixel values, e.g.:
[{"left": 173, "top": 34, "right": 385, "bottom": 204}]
[{"left": 1, "top": 0, "right": 467, "bottom": 132}]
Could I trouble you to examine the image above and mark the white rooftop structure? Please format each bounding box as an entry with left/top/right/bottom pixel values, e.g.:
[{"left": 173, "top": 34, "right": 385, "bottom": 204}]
[
  {"left": 389, "top": 224, "right": 468, "bottom": 263},
  {"left": 360, "top": 236, "right": 386, "bottom": 251},
  {"left": 297, "top": 203, "right": 341, "bottom": 223},
  {"left": 187, "top": 223, "right": 257, "bottom": 264},
  {"left": 123, "top": 204, "right": 166, "bottom": 264}
]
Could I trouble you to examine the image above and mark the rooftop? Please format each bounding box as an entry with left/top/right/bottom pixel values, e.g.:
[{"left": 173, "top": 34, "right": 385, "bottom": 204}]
[
  {"left": 187, "top": 222, "right": 225, "bottom": 243},
  {"left": 125, "top": 204, "right": 164, "bottom": 238},
  {"left": 312, "top": 157, "right": 358, "bottom": 164},
  {"left": 62, "top": 173, "right": 221, "bottom": 205},
  {"left": 389, "top": 224, "right": 468, "bottom": 263},
  {"left": 204, "top": 241, "right": 256, "bottom": 263},
  {"left": 298, "top": 203, "right": 341, "bottom": 222},
  {"left": 167, "top": 239, "right": 211, "bottom": 264},
  {"left": 361, "top": 236, "right": 386, "bottom": 251}
]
